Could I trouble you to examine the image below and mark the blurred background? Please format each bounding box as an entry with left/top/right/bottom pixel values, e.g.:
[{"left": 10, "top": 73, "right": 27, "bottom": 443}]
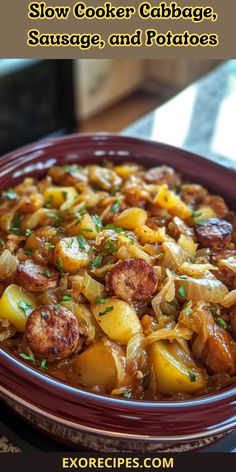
[{"left": 0, "top": 59, "right": 222, "bottom": 155}]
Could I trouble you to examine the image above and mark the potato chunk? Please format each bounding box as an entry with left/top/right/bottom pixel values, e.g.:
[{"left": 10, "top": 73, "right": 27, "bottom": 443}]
[
  {"left": 115, "top": 208, "right": 147, "bottom": 230},
  {"left": 54, "top": 237, "right": 89, "bottom": 272},
  {"left": 149, "top": 340, "right": 207, "bottom": 395},
  {"left": 44, "top": 186, "right": 78, "bottom": 210},
  {"left": 70, "top": 339, "right": 125, "bottom": 392},
  {"left": 0, "top": 284, "right": 36, "bottom": 332},
  {"left": 154, "top": 185, "right": 192, "bottom": 219},
  {"left": 92, "top": 298, "right": 142, "bottom": 344}
]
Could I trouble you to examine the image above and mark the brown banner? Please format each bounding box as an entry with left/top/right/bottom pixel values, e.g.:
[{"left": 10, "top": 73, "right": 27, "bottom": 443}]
[{"left": 0, "top": 1, "right": 235, "bottom": 58}]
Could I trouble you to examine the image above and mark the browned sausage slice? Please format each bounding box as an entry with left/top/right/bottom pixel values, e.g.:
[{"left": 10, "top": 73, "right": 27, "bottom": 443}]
[
  {"left": 145, "top": 165, "right": 181, "bottom": 188},
  {"left": 201, "top": 325, "right": 236, "bottom": 376},
  {"left": 25, "top": 305, "right": 81, "bottom": 362},
  {"left": 229, "top": 305, "right": 236, "bottom": 340},
  {"left": 194, "top": 218, "right": 232, "bottom": 249},
  {"left": 106, "top": 259, "right": 158, "bottom": 303},
  {"left": 17, "top": 259, "right": 58, "bottom": 292}
]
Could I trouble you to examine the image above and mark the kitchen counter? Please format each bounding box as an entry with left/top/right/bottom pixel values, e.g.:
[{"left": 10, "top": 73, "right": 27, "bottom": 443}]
[
  {"left": 1, "top": 59, "right": 236, "bottom": 452},
  {"left": 123, "top": 60, "right": 236, "bottom": 169}
]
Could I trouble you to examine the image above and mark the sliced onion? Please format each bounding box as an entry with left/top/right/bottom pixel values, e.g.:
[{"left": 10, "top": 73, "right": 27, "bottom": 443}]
[
  {"left": 0, "top": 249, "right": 18, "bottom": 281},
  {"left": 175, "top": 272, "right": 228, "bottom": 303},
  {"left": 221, "top": 289, "right": 236, "bottom": 308},
  {"left": 162, "top": 241, "right": 188, "bottom": 271},
  {"left": 179, "top": 262, "right": 218, "bottom": 278},
  {"left": 151, "top": 269, "right": 175, "bottom": 322},
  {"left": 179, "top": 300, "right": 214, "bottom": 342},
  {"left": 145, "top": 323, "right": 193, "bottom": 345},
  {"left": 219, "top": 256, "right": 236, "bottom": 274},
  {"left": 178, "top": 234, "right": 198, "bottom": 257}
]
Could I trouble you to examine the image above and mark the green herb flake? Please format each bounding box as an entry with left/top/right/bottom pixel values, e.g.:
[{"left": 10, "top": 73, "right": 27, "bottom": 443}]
[
  {"left": 61, "top": 294, "right": 72, "bottom": 302},
  {"left": 19, "top": 352, "right": 35, "bottom": 364},
  {"left": 217, "top": 318, "right": 229, "bottom": 330},
  {"left": 76, "top": 235, "right": 87, "bottom": 250},
  {"left": 47, "top": 242, "right": 55, "bottom": 250},
  {"left": 62, "top": 191, "right": 68, "bottom": 201},
  {"left": 178, "top": 283, "right": 186, "bottom": 298},
  {"left": 82, "top": 228, "right": 93, "bottom": 233},
  {"left": 123, "top": 391, "right": 132, "bottom": 399},
  {"left": 11, "top": 214, "right": 22, "bottom": 236},
  {"left": 111, "top": 187, "right": 121, "bottom": 196},
  {"left": 91, "top": 214, "right": 102, "bottom": 231},
  {"left": 185, "top": 308, "right": 192, "bottom": 316},
  {"left": 91, "top": 255, "right": 103, "bottom": 270},
  {"left": 96, "top": 297, "right": 108, "bottom": 304},
  {"left": 41, "top": 311, "right": 49, "bottom": 320},
  {"left": 40, "top": 359, "right": 47, "bottom": 371},
  {"left": 64, "top": 164, "right": 80, "bottom": 174},
  {"left": 18, "top": 300, "right": 33, "bottom": 317},
  {"left": 188, "top": 371, "right": 196, "bottom": 382},
  {"left": 56, "top": 257, "right": 63, "bottom": 272},
  {"left": 53, "top": 304, "right": 60, "bottom": 312},
  {"left": 99, "top": 306, "right": 114, "bottom": 317},
  {"left": 25, "top": 228, "right": 32, "bottom": 237},
  {"left": 104, "top": 239, "right": 117, "bottom": 255},
  {"left": 192, "top": 210, "right": 202, "bottom": 218},
  {"left": 4, "top": 188, "right": 18, "bottom": 200},
  {"left": 23, "top": 248, "right": 33, "bottom": 255},
  {"left": 111, "top": 198, "right": 122, "bottom": 213},
  {"left": 195, "top": 219, "right": 205, "bottom": 226},
  {"left": 43, "top": 268, "right": 52, "bottom": 278}
]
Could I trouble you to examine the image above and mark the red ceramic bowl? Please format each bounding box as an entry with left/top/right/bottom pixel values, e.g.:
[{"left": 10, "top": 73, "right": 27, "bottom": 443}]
[{"left": 0, "top": 133, "right": 236, "bottom": 452}]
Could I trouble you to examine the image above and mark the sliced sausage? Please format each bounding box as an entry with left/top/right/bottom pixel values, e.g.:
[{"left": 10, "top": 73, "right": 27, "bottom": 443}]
[
  {"left": 25, "top": 305, "right": 81, "bottom": 362},
  {"left": 180, "top": 184, "right": 207, "bottom": 206},
  {"left": 229, "top": 305, "right": 236, "bottom": 340},
  {"left": 211, "top": 249, "right": 236, "bottom": 289},
  {"left": 194, "top": 218, "right": 232, "bottom": 249},
  {"left": 145, "top": 165, "right": 181, "bottom": 189},
  {"left": 201, "top": 325, "right": 236, "bottom": 376},
  {"left": 106, "top": 259, "right": 158, "bottom": 303},
  {"left": 16, "top": 259, "right": 58, "bottom": 292},
  {"left": 48, "top": 165, "right": 88, "bottom": 186}
]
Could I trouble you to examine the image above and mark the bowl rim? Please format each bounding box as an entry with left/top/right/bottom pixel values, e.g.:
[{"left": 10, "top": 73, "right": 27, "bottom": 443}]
[{"left": 0, "top": 132, "right": 236, "bottom": 441}]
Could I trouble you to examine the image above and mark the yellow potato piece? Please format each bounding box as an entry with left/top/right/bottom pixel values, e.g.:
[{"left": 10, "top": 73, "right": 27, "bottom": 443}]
[
  {"left": 135, "top": 225, "right": 162, "bottom": 243},
  {"left": 0, "top": 284, "right": 36, "bottom": 332},
  {"left": 71, "top": 339, "right": 125, "bottom": 392},
  {"left": 115, "top": 207, "right": 147, "bottom": 230},
  {"left": 149, "top": 340, "right": 207, "bottom": 395},
  {"left": 68, "top": 213, "right": 97, "bottom": 239},
  {"left": 54, "top": 237, "right": 89, "bottom": 272},
  {"left": 92, "top": 299, "right": 142, "bottom": 344},
  {"left": 194, "top": 205, "right": 217, "bottom": 222},
  {"left": 44, "top": 186, "right": 78, "bottom": 209},
  {"left": 114, "top": 164, "right": 141, "bottom": 180},
  {"left": 154, "top": 185, "right": 192, "bottom": 220}
]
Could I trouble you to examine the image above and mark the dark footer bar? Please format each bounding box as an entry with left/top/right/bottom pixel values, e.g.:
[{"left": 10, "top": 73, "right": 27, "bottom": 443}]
[{"left": 0, "top": 452, "right": 235, "bottom": 472}]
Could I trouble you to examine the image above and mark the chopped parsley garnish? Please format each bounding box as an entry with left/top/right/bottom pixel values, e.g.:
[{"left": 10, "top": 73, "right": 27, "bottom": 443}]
[
  {"left": 195, "top": 219, "right": 205, "bottom": 225},
  {"left": 104, "top": 224, "right": 125, "bottom": 233},
  {"left": 123, "top": 391, "right": 132, "bottom": 399},
  {"left": 178, "top": 283, "right": 186, "bottom": 298},
  {"left": 111, "top": 198, "right": 122, "bottom": 213},
  {"left": 47, "top": 242, "right": 55, "bottom": 250},
  {"left": 11, "top": 214, "right": 22, "bottom": 235},
  {"left": 62, "top": 191, "right": 68, "bottom": 200},
  {"left": 188, "top": 371, "right": 196, "bottom": 382},
  {"left": 90, "top": 255, "right": 103, "bottom": 270},
  {"left": 91, "top": 214, "right": 102, "bottom": 230},
  {"left": 192, "top": 210, "right": 202, "bottom": 218},
  {"left": 96, "top": 297, "right": 108, "bottom": 304},
  {"left": 217, "top": 318, "right": 229, "bottom": 330},
  {"left": 185, "top": 308, "right": 192, "bottom": 316},
  {"left": 61, "top": 294, "right": 72, "bottom": 302},
  {"left": 41, "top": 311, "right": 49, "bottom": 320},
  {"left": 76, "top": 235, "right": 87, "bottom": 250},
  {"left": 99, "top": 306, "right": 114, "bottom": 316},
  {"left": 43, "top": 268, "right": 52, "bottom": 278},
  {"left": 4, "top": 188, "right": 18, "bottom": 200},
  {"left": 53, "top": 304, "right": 60, "bottom": 312},
  {"left": 56, "top": 257, "right": 63, "bottom": 272},
  {"left": 18, "top": 300, "right": 33, "bottom": 317},
  {"left": 23, "top": 248, "right": 33, "bottom": 255},
  {"left": 19, "top": 352, "right": 35, "bottom": 364},
  {"left": 40, "top": 359, "right": 47, "bottom": 371},
  {"left": 64, "top": 164, "right": 81, "bottom": 174},
  {"left": 82, "top": 228, "right": 93, "bottom": 233},
  {"left": 25, "top": 228, "right": 32, "bottom": 237},
  {"left": 104, "top": 239, "right": 117, "bottom": 255},
  {"left": 48, "top": 213, "right": 62, "bottom": 225},
  {"left": 111, "top": 187, "right": 121, "bottom": 195}
]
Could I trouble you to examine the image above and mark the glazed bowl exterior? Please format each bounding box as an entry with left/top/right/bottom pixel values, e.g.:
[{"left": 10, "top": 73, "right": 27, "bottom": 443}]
[{"left": 0, "top": 133, "right": 235, "bottom": 452}]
